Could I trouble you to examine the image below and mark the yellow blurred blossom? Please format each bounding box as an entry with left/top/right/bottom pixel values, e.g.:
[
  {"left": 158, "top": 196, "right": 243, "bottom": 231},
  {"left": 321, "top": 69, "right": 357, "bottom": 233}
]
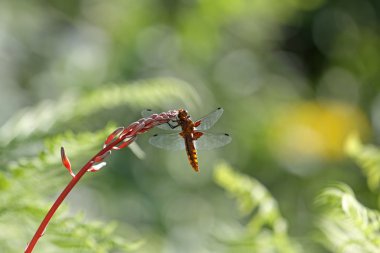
[{"left": 269, "top": 101, "right": 370, "bottom": 167}]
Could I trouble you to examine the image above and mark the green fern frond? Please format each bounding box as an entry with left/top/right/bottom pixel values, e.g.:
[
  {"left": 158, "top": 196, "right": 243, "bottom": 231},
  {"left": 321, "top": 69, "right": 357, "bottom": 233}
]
[
  {"left": 345, "top": 132, "right": 380, "bottom": 191},
  {"left": 0, "top": 77, "right": 200, "bottom": 146},
  {"left": 46, "top": 214, "right": 144, "bottom": 253},
  {"left": 213, "top": 162, "right": 302, "bottom": 253},
  {"left": 317, "top": 183, "right": 380, "bottom": 253},
  {"left": 1, "top": 125, "right": 140, "bottom": 252}
]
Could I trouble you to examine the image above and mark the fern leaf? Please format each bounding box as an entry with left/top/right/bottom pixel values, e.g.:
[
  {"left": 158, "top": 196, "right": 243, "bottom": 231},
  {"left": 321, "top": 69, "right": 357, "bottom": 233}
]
[
  {"left": 213, "top": 162, "right": 302, "bottom": 253},
  {"left": 0, "top": 77, "right": 200, "bottom": 146},
  {"left": 0, "top": 125, "right": 141, "bottom": 252},
  {"left": 317, "top": 183, "right": 380, "bottom": 253},
  {"left": 345, "top": 133, "right": 380, "bottom": 191}
]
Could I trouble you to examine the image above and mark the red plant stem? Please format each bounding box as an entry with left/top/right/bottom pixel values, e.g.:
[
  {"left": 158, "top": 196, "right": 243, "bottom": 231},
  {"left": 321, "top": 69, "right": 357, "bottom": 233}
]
[
  {"left": 24, "top": 138, "right": 123, "bottom": 253},
  {"left": 24, "top": 110, "right": 179, "bottom": 253}
]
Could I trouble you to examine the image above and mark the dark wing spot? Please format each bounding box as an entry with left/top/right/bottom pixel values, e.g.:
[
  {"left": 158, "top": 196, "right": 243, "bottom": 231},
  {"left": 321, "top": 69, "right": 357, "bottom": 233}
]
[
  {"left": 153, "top": 134, "right": 158, "bottom": 136},
  {"left": 224, "top": 133, "right": 230, "bottom": 136},
  {"left": 147, "top": 109, "right": 152, "bottom": 111},
  {"left": 217, "top": 107, "right": 221, "bottom": 110}
]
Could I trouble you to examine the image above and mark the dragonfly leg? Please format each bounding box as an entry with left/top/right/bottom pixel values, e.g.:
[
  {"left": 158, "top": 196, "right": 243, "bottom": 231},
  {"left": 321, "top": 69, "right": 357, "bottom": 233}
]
[{"left": 167, "top": 122, "right": 179, "bottom": 129}]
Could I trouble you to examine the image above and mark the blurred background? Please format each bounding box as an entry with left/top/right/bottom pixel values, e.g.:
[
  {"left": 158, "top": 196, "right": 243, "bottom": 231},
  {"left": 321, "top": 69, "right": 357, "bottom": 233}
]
[{"left": 1, "top": 0, "right": 379, "bottom": 252}]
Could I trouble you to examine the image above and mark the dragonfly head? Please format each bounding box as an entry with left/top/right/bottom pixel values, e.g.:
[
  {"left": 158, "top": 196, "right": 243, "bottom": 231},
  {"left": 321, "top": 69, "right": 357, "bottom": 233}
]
[{"left": 178, "top": 109, "right": 190, "bottom": 120}]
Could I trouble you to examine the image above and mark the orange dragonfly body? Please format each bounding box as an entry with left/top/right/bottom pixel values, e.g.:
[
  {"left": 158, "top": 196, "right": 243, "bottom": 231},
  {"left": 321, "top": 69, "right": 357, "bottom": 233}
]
[{"left": 143, "top": 108, "right": 231, "bottom": 172}]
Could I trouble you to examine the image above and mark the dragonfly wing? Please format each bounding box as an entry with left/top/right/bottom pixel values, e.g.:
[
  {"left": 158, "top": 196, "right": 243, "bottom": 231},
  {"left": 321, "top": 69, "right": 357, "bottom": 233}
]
[
  {"left": 141, "top": 108, "right": 156, "bottom": 118},
  {"left": 195, "top": 107, "right": 224, "bottom": 131},
  {"left": 141, "top": 109, "right": 179, "bottom": 130},
  {"left": 149, "top": 133, "right": 185, "bottom": 150},
  {"left": 194, "top": 132, "right": 232, "bottom": 150}
]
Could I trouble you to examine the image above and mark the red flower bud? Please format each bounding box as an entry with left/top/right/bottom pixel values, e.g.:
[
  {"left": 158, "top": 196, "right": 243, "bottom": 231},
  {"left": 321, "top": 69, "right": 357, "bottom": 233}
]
[{"left": 60, "top": 147, "right": 75, "bottom": 177}]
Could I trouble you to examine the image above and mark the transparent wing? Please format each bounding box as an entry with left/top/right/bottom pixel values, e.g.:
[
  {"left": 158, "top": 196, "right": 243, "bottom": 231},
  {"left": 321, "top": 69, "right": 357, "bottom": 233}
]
[
  {"left": 194, "top": 132, "right": 232, "bottom": 150},
  {"left": 195, "top": 107, "right": 224, "bottom": 131},
  {"left": 141, "top": 109, "right": 179, "bottom": 130},
  {"left": 149, "top": 133, "right": 185, "bottom": 150}
]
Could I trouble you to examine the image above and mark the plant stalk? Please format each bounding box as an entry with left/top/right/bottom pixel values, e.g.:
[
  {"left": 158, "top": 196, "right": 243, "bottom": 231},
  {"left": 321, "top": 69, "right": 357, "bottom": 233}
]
[{"left": 24, "top": 139, "right": 122, "bottom": 253}]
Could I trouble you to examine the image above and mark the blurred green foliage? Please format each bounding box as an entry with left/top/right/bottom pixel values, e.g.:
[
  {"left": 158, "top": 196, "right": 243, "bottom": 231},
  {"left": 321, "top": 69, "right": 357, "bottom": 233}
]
[
  {"left": 317, "top": 183, "right": 380, "bottom": 253},
  {"left": 346, "top": 133, "right": 380, "bottom": 192},
  {"left": 1, "top": 0, "right": 380, "bottom": 252},
  {"left": 0, "top": 125, "right": 140, "bottom": 252},
  {"left": 214, "top": 163, "right": 302, "bottom": 253}
]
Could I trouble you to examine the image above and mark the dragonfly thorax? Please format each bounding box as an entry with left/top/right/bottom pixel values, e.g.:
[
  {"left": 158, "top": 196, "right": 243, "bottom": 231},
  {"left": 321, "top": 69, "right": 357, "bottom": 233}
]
[{"left": 177, "top": 109, "right": 194, "bottom": 132}]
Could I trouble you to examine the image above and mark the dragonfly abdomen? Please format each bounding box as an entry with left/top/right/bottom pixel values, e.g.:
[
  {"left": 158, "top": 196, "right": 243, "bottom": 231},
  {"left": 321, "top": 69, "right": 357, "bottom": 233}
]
[{"left": 184, "top": 135, "right": 199, "bottom": 172}]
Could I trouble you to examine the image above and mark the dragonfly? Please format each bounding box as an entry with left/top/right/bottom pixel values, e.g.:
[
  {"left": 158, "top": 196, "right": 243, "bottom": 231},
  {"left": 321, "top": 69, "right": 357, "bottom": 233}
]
[{"left": 142, "top": 108, "right": 232, "bottom": 172}]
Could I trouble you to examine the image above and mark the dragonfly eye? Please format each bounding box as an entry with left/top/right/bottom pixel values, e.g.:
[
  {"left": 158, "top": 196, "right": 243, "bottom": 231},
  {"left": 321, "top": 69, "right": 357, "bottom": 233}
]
[{"left": 177, "top": 109, "right": 189, "bottom": 120}]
